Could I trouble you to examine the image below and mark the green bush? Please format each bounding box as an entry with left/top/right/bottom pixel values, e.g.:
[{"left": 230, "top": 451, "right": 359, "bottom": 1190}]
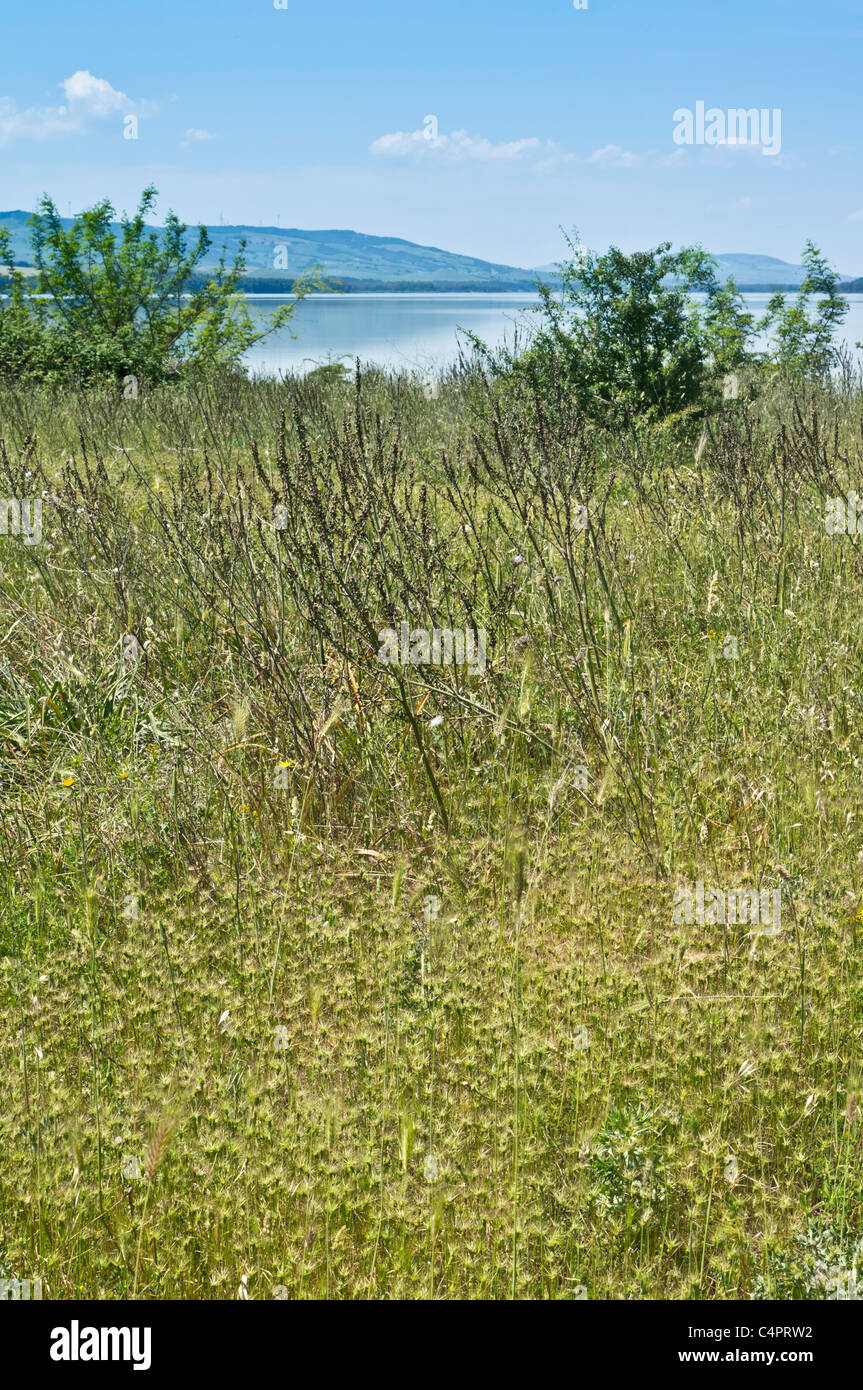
[
  {"left": 751, "top": 1222, "right": 862, "bottom": 1300},
  {"left": 468, "top": 234, "right": 848, "bottom": 425},
  {"left": 758, "top": 241, "right": 850, "bottom": 379},
  {"left": 0, "top": 186, "right": 320, "bottom": 388},
  {"left": 488, "top": 238, "right": 753, "bottom": 424}
]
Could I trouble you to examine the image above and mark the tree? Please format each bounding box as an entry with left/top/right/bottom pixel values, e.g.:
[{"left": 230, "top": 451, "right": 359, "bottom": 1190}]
[
  {"left": 0, "top": 186, "right": 321, "bottom": 386},
  {"left": 486, "top": 234, "right": 755, "bottom": 423},
  {"left": 757, "top": 241, "right": 848, "bottom": 378}
]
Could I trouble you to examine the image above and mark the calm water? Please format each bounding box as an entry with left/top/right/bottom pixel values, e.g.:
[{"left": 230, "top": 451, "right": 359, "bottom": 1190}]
[
  {"left": 243, "top": 292, "right": 863, "bottom": 378},
  {"left": 243, "top": 292, "right": 538, "bottom": 376}
]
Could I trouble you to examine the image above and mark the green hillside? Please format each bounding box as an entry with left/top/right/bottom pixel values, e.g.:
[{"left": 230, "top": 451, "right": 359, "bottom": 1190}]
[
  {"left": 1, "top": 210, "right": 858, "bottom": 291},
  {"left": 0, "top": 210, "right": 540, "bottom": 290}
]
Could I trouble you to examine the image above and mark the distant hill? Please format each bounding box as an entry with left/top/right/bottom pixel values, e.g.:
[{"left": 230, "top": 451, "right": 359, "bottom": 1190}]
[
  {"left": 712, "top": 253, "right": 857, "bottom": 288},
  {"left": 0, "top": 211, "right": 858, "bottom": 292},
  {"left": 0, "top": 211, "right": 541, "bottom": 292},
  {"left": 536, "top": 251, "right": 860, "bottom": 290}
]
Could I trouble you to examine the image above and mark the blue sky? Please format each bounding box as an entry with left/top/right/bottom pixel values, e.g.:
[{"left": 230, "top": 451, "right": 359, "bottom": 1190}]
[{"left": 2, "top": 0, "right": 862, "bottom": 270}]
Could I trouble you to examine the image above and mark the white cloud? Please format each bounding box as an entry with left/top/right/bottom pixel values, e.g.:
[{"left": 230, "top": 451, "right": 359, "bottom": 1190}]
[
  {"left": 656, "top": 148, "right": 688, "bottom": 168},
  {"left": 0, "top": 72, "right": 154, "bottom": 146},
  {"left": 370, "top": 126, "right": 573, "bottom": 167},
  {"left": 181, "top": 128, "right": 216, "bottom": 147},
  {"left": 588, "top": 144, "right": 639, "bottom": 168},
  {"left": 0, "top": 97, "right": 73, "bottom": 144},
  {"left": 61, "top": 71, "right": 131, "bottom": 116}
]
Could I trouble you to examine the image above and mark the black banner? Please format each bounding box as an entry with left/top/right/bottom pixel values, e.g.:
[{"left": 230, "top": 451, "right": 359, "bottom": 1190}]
[{"left": 4, "top": 1299, "right": 853, "bottom": 1377}]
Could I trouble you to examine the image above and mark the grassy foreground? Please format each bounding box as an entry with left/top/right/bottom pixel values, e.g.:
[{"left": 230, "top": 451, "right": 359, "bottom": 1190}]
[{"left": 0, "top": 364, "right": 862, "bottom": 1300}]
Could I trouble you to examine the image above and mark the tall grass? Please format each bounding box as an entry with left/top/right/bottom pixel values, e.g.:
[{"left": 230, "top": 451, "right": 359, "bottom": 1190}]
[{"left": 0, "top": 360, "right": 861, "bottom": 1299}]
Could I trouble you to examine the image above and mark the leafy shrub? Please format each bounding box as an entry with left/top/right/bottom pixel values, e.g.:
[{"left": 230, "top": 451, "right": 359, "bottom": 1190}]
[
  {"left": 751, "top": 1221, "right": 862, "bottom": 1300},
  {"left": 757, "top": 241, "right": 850, "bottom": 379},
  {"left": 474, "top": 237, "right": 753, "bottom": 425},
  {"left": 469, "top": 234, "right": 848, "bottom": 426},
  {"left": 588, "top": 1106, "right": 676, "bottom": 1226},
  {"left": 0, "top": 186, "right": 321, "bottom": 387}
]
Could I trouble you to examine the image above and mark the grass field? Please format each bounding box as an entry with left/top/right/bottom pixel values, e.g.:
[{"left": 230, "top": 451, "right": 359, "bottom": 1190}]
[{"left": 1, "top": 362, "right": 862, "bottom": 1300}]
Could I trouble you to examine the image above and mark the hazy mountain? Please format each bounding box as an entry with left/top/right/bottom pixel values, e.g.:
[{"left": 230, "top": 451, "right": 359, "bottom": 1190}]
[
  {"left": 1, "top": 210, "right": 858, "bottom": 291},
  {"left": 711, "top": 253, "right": 856, "bottom": 287},
  {"left": 534, "top": 251, "right": 859, "bottom": 288},
  {"left": 0, "top": 211, "right": 539, "bottom": 290}
]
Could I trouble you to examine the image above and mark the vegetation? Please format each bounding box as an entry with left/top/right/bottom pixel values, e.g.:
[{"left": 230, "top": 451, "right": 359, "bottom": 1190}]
[
  {"left": 3, "top": 200, "right": 852, "bottom": 407},
  {"left": 0, "top": 206, "right": 860, "bottom": 1298},
  {"left": 0, "top": 187, "right": 320, "bottom": 387},
  {"left": 0, "top": 351, "right": 862, "bottom": 1299},
  {"left": 471, "top": 234, "right": 850, "bottom": 426},
  {"left": 759, "top": 241, "right": 852, "bottom": 379}
]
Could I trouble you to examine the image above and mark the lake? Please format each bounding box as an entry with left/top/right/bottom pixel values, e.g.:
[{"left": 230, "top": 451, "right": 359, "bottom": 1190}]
[{"left": 243, "top": 292, "right": 863, "bottom": 378}]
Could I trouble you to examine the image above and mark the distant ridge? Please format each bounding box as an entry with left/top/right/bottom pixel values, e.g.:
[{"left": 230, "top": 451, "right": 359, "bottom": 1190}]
[
  {"left": 711, "top": 253, "right": 857, "bottom": 288},
  {"left": 0, "top": 210, "right": 858, "bottom": 292},
  {"left": 535, "top": 251, "right": 859, "bottom": 291},
  {"left": 0, "top": 211, "right": 540, "bottom": 291}
]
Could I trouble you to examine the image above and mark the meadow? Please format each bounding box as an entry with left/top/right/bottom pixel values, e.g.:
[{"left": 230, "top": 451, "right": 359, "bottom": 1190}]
[{"left": 1, "top": 360, "right": 861, "bottom": 1300}]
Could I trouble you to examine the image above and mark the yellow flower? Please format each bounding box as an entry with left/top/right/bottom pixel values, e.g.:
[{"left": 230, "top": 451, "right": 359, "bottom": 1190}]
[
  {"left": 119, "top": 771, "right": 129, "bottom": 779},
  {"left": 62, "top": 776, "right": 75, "bottom": 787}
]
